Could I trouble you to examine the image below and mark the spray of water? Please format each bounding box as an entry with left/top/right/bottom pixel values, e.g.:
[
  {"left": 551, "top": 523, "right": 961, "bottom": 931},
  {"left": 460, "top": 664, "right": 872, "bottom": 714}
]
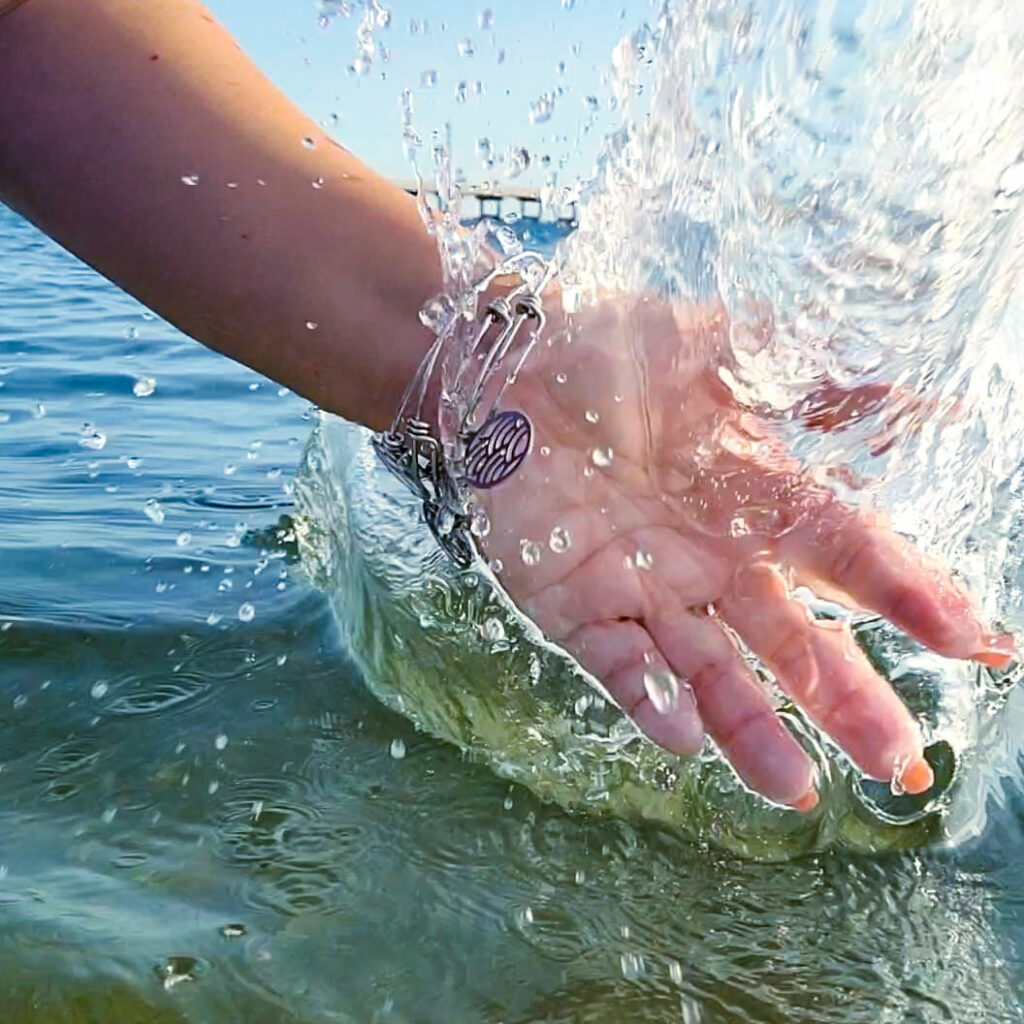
[{"left": 297, "top": 0, "right": 1024, "bottom": 855}]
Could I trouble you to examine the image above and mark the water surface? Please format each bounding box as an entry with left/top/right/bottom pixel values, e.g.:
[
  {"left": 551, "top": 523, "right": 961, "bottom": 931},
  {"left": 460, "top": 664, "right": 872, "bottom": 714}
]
[{"left": 3, "top": 195, "right": 1024, "bottom": 1020}]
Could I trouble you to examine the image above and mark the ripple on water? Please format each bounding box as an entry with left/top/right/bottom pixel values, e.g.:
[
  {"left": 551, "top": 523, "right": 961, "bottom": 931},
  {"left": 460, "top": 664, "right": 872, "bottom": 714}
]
[
  {"left": 101, "top": 676, "right": 211, "bottom": 717},
  {"left": 35, "top": 737, "right": 103, "bottom": 777}
]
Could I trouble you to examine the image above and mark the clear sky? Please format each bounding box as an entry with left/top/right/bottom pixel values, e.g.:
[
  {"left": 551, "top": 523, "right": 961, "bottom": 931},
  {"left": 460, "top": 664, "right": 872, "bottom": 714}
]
[{"left": 206, "top": 0, "right": 651, "bottom": 188}]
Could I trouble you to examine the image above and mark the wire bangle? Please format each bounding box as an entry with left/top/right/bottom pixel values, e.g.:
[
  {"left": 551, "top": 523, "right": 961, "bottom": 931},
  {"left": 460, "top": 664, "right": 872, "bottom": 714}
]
[{"left": 372, "top": 255, "right": 556, "bottom": 566}]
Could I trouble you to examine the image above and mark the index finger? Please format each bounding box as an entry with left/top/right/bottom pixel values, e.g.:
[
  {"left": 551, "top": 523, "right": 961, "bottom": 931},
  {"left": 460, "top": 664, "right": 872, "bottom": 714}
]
[{"left": 781, "top": 502, "right": 1014, "bottom": 666}]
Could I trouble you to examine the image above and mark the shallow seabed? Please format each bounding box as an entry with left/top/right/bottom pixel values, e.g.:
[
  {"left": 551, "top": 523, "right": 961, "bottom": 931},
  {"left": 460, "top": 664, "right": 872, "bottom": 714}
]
[{"left": 3, "top": 211, "right": 1024, "bottom": 1022}]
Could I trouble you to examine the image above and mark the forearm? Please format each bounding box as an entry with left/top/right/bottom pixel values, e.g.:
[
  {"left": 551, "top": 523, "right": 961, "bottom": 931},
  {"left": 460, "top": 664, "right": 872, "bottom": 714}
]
[{"left": 0, "top": 0, "right": 440, "bottom": 429}]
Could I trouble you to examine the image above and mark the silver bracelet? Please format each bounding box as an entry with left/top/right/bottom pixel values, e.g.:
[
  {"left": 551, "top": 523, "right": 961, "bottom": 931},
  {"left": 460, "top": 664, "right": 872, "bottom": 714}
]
[{"left": 373, "top": 254, "right": 557, "bottom": 567}]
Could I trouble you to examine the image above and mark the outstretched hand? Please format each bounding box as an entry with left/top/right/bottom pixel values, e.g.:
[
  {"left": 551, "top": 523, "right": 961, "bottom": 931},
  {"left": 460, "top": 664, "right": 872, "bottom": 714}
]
[{"left": 472, "top": 292, "right": 1013, "bottom": 810}]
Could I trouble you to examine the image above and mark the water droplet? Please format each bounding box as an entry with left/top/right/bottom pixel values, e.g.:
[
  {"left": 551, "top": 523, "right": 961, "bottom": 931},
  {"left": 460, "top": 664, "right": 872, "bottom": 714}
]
[
  {"left": 458, "top": 37, "right": 475, "bottom": 57},
  {"left": 555, "top": 371, "right": 567, "bottom": 384},
  {"left": 218, "top": 579, "right": 233, "bottom": 593},
  {"left": 488, "top": 557, "right": 504, "bottom": 574},
  {"left": 520, "top": 539, "right": 542, "bottom": 566},
  {"left": 592, "top": 447, "right": 613, "bottom": 467},
  {"left": 503, "top": 794, "right": 514, "bottom": 810},
  {"left": 90, "top": 680, "right": 108, "bottom": 699},
  {"left": 480, "top": 617, "right": 506, "bottom": 643},
  {"left": 302, "top": 135, "right": 316, "bottom": 149},
  {"left": 635, "top": 549, "right": 653, "bottom": 571},
  {"left": 584, "top": 95, "right": 599, "bottom": 112},
  {"left": 620, "top": 952, "right": 644, "bottom": 980},
  {"left": 539, "top": 445, "right": 551, "bottom": 457},
  {"left": 528, "top": 652, "right": 542, "bottom": 685},
  {"left": 206, "top": 612, "right": 222, "bottom": 626},
  {"left": 574, "top": 869, "right": 586, "bottom": 884},
  {"left": 574, "top": 693, "right": 592, "bottom": 716},
  {"left": 220, "top": 923, "right": 246, "bottom": 939},
  {"left": 729, "top": 514, "right": 751, "bottom": 537},
  {"left": 997, "top": 161, "right": 1024, "bottom": 197},
  {"left": 132, "top": 377, "right": 156, "bottom": 397},
  {"left": 143, "top": 499, "right": 165, "bottom": 524},
  {"left": 478, "top": 8, "right": 493, "bottom": 29},
  {"left": 180, "top": 174, "right": 199, "bottom": 186},
  {"left": 175, "top": 531, "right": 192, "bottom": 547},
  {"left": 454, "top": 80, "right": 468, "bottom": 103},
  {"left": 476, "top": 136, "right": 493, "bottom": 162},
  {"left": 311, "top": 177, "right": 324, "bottom": 189},
  {"left": 420, "top": 68, "right": 438, "bottom": 87},
  {"left": 495, "top": 225, "right": 523, "bottom": 256},
  {"left": 515, "top": 905, "right": 534, "bottom": 928},
  {"left": 419, "top": 294, "right": 453, "bottom": 333},
  {"left": 584, "top": 409, "right": 599, "bottom": 423},
  {"left": 32, "top": 402, "right": 45, "bottom": 418},
  {"left": 389, "top": 738, "right": 406, "bottom": 759},
  {"left": 214, "top": 733, "right": 228, "bottom": 750},
  {"left": 156, "top": 955, "right": 202, "bottom": 991},
  {"left": 78, "top": 431, "right": 107, "bottom": 451},
  {"left": 529, "top": 92, "right": 556, "bottom": 124},
  {"left": 223, "top": 463, "right": 237, "bottom": 476},
  {"left": 643, "top": 669, "right": 680, "bottom": 714},
  {"left": 436, "top": 507, "right": 455, "bottom": 536},
  {"left": 507, "top": 146, "right": 530, "bottom": 178},
  {"left": 470, "top": 506, "right": 490, "bottom": 537},
  {"left": 668, "top": 959, "right": 684, "bottom": 985},
  {"left": 238, "top": 602, "right": 255, "bottom": 623},
  {"left": 549, "top": 525, "right": 572, "bottom": 553}
]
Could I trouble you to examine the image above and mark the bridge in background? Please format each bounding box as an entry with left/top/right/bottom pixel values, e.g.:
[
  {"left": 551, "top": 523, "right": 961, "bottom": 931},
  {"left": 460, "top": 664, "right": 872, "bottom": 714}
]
[{"left": 394, "top": 179, "right": 578, "bottom": 225}]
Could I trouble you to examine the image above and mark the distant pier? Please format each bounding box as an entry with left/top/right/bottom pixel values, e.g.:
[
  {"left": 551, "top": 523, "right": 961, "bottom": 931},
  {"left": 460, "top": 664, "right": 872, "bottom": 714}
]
[{"left": 394, "top": 179, "right": 578, "bottom": 225}]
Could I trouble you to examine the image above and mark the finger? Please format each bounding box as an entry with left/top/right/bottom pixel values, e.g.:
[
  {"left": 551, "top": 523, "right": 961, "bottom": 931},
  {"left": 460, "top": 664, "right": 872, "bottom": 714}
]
[
  {"left": 781, "top": 502, "right": 1014, "bottom": 667},
  {"left": 716, "top": 563, "right": 931, "bottom": 791},
  {"left": 645, "top": 601, "right": 818, "bottom": 810},
  {"left": 564, "top": 619, "right": 704, "bottom": 756}
]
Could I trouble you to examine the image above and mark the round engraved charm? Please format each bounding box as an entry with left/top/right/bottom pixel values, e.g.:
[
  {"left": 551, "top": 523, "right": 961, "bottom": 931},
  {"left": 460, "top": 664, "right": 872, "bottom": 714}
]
[{"left": 464, "top": 410, "right": 533, "bottom": 489}]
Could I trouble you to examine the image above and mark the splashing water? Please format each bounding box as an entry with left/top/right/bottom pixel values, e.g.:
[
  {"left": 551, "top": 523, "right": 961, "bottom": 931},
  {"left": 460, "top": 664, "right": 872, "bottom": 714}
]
[
  {"left": 297, "top": 0, "right": 1024, "bottom": 857},
  {"left": 568, "top": 0, "right": 1024, "bottom": 594}
]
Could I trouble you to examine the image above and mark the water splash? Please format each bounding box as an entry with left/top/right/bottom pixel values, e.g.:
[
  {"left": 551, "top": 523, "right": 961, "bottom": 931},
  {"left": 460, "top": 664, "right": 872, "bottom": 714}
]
[{"left": 297, "top": 0, "right": 1024, "bottom": 856}]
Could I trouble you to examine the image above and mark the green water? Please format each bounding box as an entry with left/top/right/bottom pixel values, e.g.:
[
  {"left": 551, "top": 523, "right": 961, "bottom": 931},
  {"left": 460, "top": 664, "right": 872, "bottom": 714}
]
[{"left": 3, "top": 206, "right": 1024, "bottom": 1022}]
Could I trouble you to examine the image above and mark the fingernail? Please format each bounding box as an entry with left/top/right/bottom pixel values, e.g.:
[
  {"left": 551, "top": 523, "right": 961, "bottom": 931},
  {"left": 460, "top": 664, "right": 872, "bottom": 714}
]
[
  {"left": 792, "top": 789, "right": 819, "bottom": 813},
  {"left": 972, "top": 632, "right": 1016, "bottom": 670},
  {"left": 900, "top": 757, "right": 934, "bottom": 796}
]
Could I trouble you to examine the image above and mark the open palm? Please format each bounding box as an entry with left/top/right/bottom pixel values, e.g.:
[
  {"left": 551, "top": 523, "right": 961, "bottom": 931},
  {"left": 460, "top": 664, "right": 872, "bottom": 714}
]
[{"left": 473, "top": 294, "right": 1011, "bottom": 810}]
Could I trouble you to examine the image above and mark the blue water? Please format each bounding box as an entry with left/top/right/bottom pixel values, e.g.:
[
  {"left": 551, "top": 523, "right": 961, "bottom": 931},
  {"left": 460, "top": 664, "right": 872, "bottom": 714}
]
[{"left": 3, "top": 203, "right": 1024, "bottom": 1021}]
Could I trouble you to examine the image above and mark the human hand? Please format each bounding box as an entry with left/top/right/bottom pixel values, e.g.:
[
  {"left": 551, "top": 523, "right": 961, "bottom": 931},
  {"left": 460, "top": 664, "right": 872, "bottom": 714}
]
[{"left": 471, "top": 292, "right": 1014, "bottom": 810}]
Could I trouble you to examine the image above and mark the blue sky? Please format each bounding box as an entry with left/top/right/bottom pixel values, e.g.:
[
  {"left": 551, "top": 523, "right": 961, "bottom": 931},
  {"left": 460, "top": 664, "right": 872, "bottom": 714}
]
[{"left": 206, "top": 0, "right": 651, "bottom": 187}]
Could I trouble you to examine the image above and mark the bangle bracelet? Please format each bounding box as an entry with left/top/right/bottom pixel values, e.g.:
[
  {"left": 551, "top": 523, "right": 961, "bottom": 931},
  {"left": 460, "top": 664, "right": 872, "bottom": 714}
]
[{"left": 373, "top": 253, "right": 557, "bottom": 567}]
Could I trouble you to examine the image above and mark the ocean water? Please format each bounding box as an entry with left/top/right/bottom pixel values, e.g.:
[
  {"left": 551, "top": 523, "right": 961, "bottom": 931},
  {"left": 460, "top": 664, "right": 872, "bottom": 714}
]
[{"left": 5, "top": 193, "right": 1024, "bottom": 1021}]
